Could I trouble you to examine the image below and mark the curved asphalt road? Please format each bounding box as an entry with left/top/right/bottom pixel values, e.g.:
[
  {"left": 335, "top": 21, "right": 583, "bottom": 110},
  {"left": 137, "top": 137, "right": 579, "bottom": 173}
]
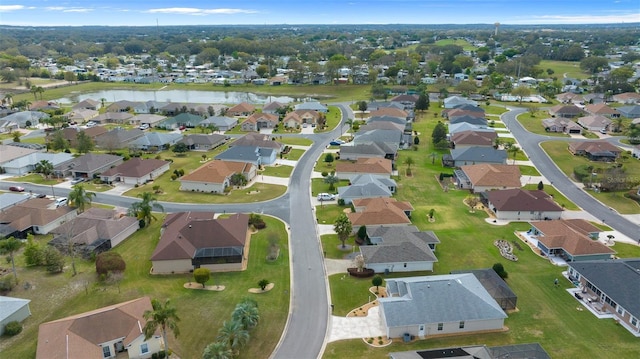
[
  {"left": 1, "top": 104, "right": 352, "bottom": 359},
  {"left": 501, "top": 108, "right": 639, "bottom": 241}
]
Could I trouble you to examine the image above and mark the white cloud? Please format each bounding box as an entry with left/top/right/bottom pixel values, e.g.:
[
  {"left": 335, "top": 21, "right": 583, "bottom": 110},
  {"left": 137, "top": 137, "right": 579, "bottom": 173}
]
[
  {"left": 0, "top": 5, "right": 25, "bottom": 12},
  {"left": 512, "top": 13, "right": 640, "bottom": 24},
  {"left": 63, "top": 8, "right": 93, "bottom": 13},
  {"left": 146, "top": 7, "right": 258, "bottom": 16}
]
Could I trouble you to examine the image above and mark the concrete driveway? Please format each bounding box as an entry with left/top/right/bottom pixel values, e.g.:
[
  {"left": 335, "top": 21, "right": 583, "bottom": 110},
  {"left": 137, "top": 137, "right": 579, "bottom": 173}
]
[{"left": 327, "top": 307, "right": 386, "bottom": 342}]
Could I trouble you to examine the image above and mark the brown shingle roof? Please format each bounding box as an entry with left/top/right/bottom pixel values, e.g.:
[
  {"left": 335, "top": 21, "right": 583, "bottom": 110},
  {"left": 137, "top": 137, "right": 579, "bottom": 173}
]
[
  {"left": 0, "top": 198, "right": 75, "bottom": 232},
  {"left": 36, "top": 297, "right": 157, "bottom": 359},
  {"left": 584, "top": 103, "right": 619, "bottom": 115},
  {"left": 100, "top": 158, "right": 169, "bottom": 178},
  {"left": 227, "top": 102, "right": 255, "bottom": 114},
  {"left": 532, "top": 220, "right": 615, "bottom": 256},
  {"left": 460, "top": 164, "right": 521, "bottom": 187},
  {"left": 151, "top": 212, "right": 249, "bottom": 261},
  {"left": 181, "top": 160, "right": 255, "bottom": 184},
  {"left": 336, "top": 157, "right": 393, "bottom": 175},
  {"left": 369, "top": 108, "right": 408, "bottom": 118},
  {"left": 242, "top": 112, "right": 278, "bottom": 125},
  {"left": 568, "top": 141, "right": 621, "bottom": 155},
  {"left": 451, "top": 130, "right": 497, "bottom": 146},
  {"left": 487, "top": 189, "right": 563, "bottom": 212},
  {"left": 348, "top": 198, "right": 413, "bottom": 226}
]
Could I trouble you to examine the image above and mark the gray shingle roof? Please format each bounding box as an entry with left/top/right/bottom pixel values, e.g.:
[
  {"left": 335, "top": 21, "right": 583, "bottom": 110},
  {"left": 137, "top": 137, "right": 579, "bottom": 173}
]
[
  {"left": 450, "top": 147, "right": 507, "bottom": 163},
  {"left": 380, "top": 274, "right": 507, "bottom": 327}
]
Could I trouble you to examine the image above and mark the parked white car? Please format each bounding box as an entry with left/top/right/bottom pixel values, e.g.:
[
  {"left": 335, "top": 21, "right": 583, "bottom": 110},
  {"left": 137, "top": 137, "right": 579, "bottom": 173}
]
[
  {"left": 317, "top": 193, "right": 336, "bottom": 201},
  {"left": 54, "top": 197, "right": 68, "bottom": 207}
]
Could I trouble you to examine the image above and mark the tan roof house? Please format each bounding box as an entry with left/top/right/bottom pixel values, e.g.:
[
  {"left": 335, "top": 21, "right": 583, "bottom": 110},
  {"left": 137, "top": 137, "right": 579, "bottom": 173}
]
[
  {"left": 484, "top": 189, "right": 563, "bottom": 221},
  {"left": 336, "top": 157, "right": 393, "bottom": 181},
  {"left": 229, "top": 132, "right": 283, "bottom": 151},
  {"left": 549, "top": 104, "right": 583, "bottom": 118},
  {"left": 556, "top": 92, "right": 584, "bottom": 104},
  {"left": 65, "top": 108, "right": 99, "bottom": 122},
  {"left": 455, "top": 164, "right": 521, "bottom": 192},
  {"left": 612, "top": 92, "right": 640, "bottom": 104},
  {"left": 0, "top": 198, "right": 77, "bottom": 238},
  {"left": 568, "top": 141, "right": 621, "bottom": 161},
  {"left": 100, "top": 158, "right": 171, "bottom": 185},
  {"left": 542, "top": 118, "right": 583, "bottom": 134},
  {"left": 577, "top": 115, "right": 612, "bottom": 132},
  {"left": 529, "top": 219, "right": 614, "bottom": 262},
  {"left": 240, "top": 113, "right": 279, "bottom": 132},
  {"left": 283, "top": 110, "right": 321, "bottom": 128},
  {"left": 150, "top": 212, "right": 250, "bottom": 274},
  {"left": 226, "top": 102, "right": 255, "bottom": 117},
  {"left": 180, "top": 160, "right": 257, "bottom": 194},
  {"left": 584, "top": 103, "right": 620, "bottom": 118},
  {"left": 347, "top": 197, "right": 414, "bottom": 227},
  {"left": 36, "top": 297, "right": 163, "bottom": 359},
  {"left": 369, "top": 107, "right": 408, "bottom": 119},
  {"left": 0, "top": 144, "right": 38, "bottom": 167}
]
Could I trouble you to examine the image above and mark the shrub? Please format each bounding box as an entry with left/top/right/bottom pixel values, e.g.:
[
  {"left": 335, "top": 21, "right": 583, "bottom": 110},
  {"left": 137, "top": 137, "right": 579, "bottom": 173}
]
[
  {"left": 321, "top": 171, "right": 328, "bottom": 177},
  {"left": 258, "top": 279, "right": 269, "bottom": 290},
  {"left": 337, "top": 198, "right": 345, "bottom": 206},
  {"left": 324, "top": 153, "right": 334, "bottom": 163},
  {"left": 44, "top": 246, "right": 65, "bottom": 273},
  {"left": 493, "top": 262, "right": 508, "bottom": 279},
  {"left": 248, "top": 213, "right": 266, "bottom": 229},
  {"left": 0, "top": 276, "right": 16, "bottom": 293},
  {"left": 3, "top": 321, "right": 22, "bottom": 336},
  {"left": 194, "top": 268, "right": 211, "bottom": 288},
  {"left": 95, "top": 252, "right": 126, "bottom": 276},
  {"left": 171, "top": 174, "right": 178, "bottom": 181},
  {"left": 413, "top": 136, "right": 420, "bottom": 145}
]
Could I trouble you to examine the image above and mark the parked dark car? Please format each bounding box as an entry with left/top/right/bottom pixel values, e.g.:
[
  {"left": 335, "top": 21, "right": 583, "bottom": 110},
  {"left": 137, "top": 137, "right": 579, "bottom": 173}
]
[{"left": 9, "top": 186, "right": 25, "bottom": 192}]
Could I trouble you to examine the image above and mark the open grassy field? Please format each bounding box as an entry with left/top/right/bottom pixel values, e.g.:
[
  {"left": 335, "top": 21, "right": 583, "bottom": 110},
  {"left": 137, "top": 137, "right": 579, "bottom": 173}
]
[
  {"left": 539, "top": 60, "right": 588, "bottom": 80},
  {"left": 323, "top": 108, "right": 640, "bottom": 359},
  {"left": 540, "top": 141, "right": 640, "bottom": 213},
  {"left": 434, "top": 38, "right": 477, "bottom": 51},
  {"left": 0, "top": 215, "right": 290, "bottom": 359}
]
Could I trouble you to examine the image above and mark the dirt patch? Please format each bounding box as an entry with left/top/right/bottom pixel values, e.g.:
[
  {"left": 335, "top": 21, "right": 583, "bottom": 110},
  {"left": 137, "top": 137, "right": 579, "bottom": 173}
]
[
  {"left": 248, "top": 282, "right": 274, "bottom": 293},
  {"left": 184, "top": 282, "right": 225, "bottom": 291}
]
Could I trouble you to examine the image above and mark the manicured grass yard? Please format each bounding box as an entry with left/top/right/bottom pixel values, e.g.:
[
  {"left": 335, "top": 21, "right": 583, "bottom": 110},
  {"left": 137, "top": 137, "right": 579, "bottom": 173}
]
[
  {"left": 518, "top": 165, "right": 541, "bottom": 176},
  {"left": 281, "top": 148, "right": 305, "bottom": 161},
  {"left": 321, "top": 234, "right": 355, "bottom": 260},
  {"left": 311, "top": 178, "right": 347, "bottom": 198},
  {"left": 517, "top": 112, "right": 570, "bottom": 137},
  {"left": 315, "top": 203, "right": 349, "bottom": 225},
  {"left": 323, "top": 110, "right": 640, "bottom": 359},
  {"left": 261, "top": 164, "right": 293, "bottom": 178},
  {"left": 540, "top": 141, "right": 640, "bottom": 213},
  {"left": 278, "top": 137, "right": 313, "bottom": 146},
  {"left": 0, "top": 216, "right": 290, "bottom": 359},
  {"left": 5, "top": 173, "right": 60, "bottom": 186},
  {"left": 316, "top": 106, "right": 342, "bottom": 133},
  {"left": 523, "top": 183, "right": 580, "bottom": 211}
]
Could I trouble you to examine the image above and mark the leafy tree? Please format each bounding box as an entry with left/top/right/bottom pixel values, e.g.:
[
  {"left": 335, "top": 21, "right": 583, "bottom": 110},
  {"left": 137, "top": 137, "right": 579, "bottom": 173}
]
[
  {"left": 50, "top": 130, "right": 69, "bottom": 151},
  {"left": 333, "top": 213, "right": 353, "bottom": 248},
  {"left": 230, "top": 173, "right": 248, "bottom": 187},
  {"left": 508, "top": 145, "right": 520, "bottom": 164},
  {"left": 465, "top": 195, "right": 480, "bottom": 212},
  {"left": 511, "top": 86, "right": 531, "bottom": 103},
  {"left": 324, "top": 153, "right": 334, "bottom": 163},
  {"left": 357, "top": 100, "right": 368, "bottom": 112},
  {"left": 232, "top": 300, "right": 260, "bottom": 330},
  {"left": 143, "top": 299, "right": 180, "bottom": 359},
  {"left": 580, "top": 56, "right": 609, "bottom": 74},
  {"left": 493, "top": 262, "right": 508, "bottom": 279},
  {"left": 35, "top": 159, "right": 54, "bottom": 179},
  {"left": 23, "top": 234, "right": 45, "bottom": 266},
  {"left": 203, "top": 342, "right": 233, "bottom": 359},
  {"left": 172, "top": 142, "right": 189, "bottom": 156},
  {"left": 413, "top": 136, "right": 420, "bottom": 145},
  {"left": 404, "top": 156, "right": 414, "bottom": 170},
  {"left": 194, "top": 268, "right": 211, "bottom": 288},
  {"left": 455, "top": 81, "right": 477, "bottom": 96},
  {"left": 431, "top": 122, "right": 447, "bottom": 146},
  {"left": 0, "top": 237, "right": 23, "bottom": 281},
  {"left": 95, "top": 251, "right": 126, "bottom": 276},
  {"left": 357, "top": 225, "right": 368, "bottom": 243},
  {"left": 537, "top": 181, "right": 544, "bottom": 190},
  {"left": 75, "top": 131, "right": 94, "bottom": 153},
  {"left": 415, "top": 93, "right": 429, "bottom": 112},
  {"left": 372, "top": 275, "right": 383, "bottom": 291},
  {"left": 12, "top": 132, "right": 21, "bottom": 142},
  {"left": 43, "top": 246, "right": 65, "bottom": 273},
  {"left": 323, "top": 174, "right": 339, "bottom": 191},
  {"left": 258, "top": 279, "right": 269, "bottom": 291},
  {"left": 68, "top": 184, "right": 96, "bottom": 213},
  {"left": 217, "top": 320, "right": 249, "bottom": 355},
  {"left": 128, "top": 192, "right": 164, "bottom": 227}
]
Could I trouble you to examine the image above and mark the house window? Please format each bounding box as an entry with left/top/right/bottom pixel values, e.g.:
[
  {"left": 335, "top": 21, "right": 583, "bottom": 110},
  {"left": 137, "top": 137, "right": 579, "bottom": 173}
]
[
  {"left": 631, "top": 317, "right": 638, "bottom": 327},
  {"left": 102, "top": 345, "right": 111, "bottom": 358},
  {"left": 459, "top": 321, "right": 465, "bottom": 329},
  {"left": 617, "top": 306, "right": 624, "bottom": 315},
  {"left": 437, "top": 323, "right": 443, "bottom": 331},
  {"left": 403, "top": 263, "right": 407, "bottom": 268},
  {"left": 141, "top": 343, "right": 149, "bottom": 354}
]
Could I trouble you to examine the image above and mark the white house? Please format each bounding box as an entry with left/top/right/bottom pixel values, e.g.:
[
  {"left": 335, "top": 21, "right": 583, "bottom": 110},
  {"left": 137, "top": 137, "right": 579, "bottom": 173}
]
[{"left": 0, "top": 296, "right": 31, "bottom": 335}]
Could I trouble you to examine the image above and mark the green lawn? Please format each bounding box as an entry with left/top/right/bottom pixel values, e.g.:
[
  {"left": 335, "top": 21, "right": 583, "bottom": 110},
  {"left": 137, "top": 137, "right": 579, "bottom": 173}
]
[
  {"left": 260, "top": 165, "right": 293, "bottom": 178},
  {"left": 0, "top": 216, "right": 290, "bottom": 359},
  {"left": 481, "top": 105, "right": 509, "bottom": 116},
  {"left": 279, "top": 137, "right": 313, "bottom": 146},
  {"left": 281, "top": 148, "right": 305, "bottom": 161},
  {"left": 523, "top": 183, "right": 580, "bottom": 210},
  {"left": 517, "top": 112, "right": 570, "bottom": 137},
  {"left": 321, "top": 234, "right": 356, "bottom": 260},
  {"left": 539, "top": 60, "right": 589, "bottom": 80},
  {"left": 316, "top": 106, "right": 342, "bottom": 133},
  {"left": 311, "top": 178, "right": 347, "bottom": 198},
  {"left": 434, "top": 38, "right": 477, "bottom": 51},
  {"left": 540, "top": 141, "right": 640, "bottom": 213},
  {"left": 315, "top": 203, "right": 350, "bottom": 225},
  {"left": 5, "top": 173, "right": 60, "bottom": 185},
  {"left": 314, "top": 156, "right": 339, "bottom": 175},
  {"left": 518, "top": 165, "right": 541, "bottom": 176}
]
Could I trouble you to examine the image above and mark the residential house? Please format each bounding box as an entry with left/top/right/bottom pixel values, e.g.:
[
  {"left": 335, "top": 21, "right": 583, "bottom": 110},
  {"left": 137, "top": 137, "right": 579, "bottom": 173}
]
[
  {"left": 337, "top": 174, "right": 397, "bottom": 205},
  {"left": 262, "top": 101, "right": 286, "bottom": 115},
  {"left": 339, "top": 142, "right": 396, "bottom": 161},
  {"left": 180, "top": 160, "right": 257, "bottom": 193},
  {"left": 283, "top": 110, "right": 321, "bottom": 128},
  {"left": 454, "top": 164, "right": 521, "bottom": 192},
  {"left": 612, "top": 92, "right": 640, "bottom": 104},
  {"left": 445, "top": 147, "right": 507, "bottom": 167},
  {"left": 36, "top": 297, "right": 163, "bottom": 359},
  {"left": 282, "top": 112, "right": 303, "bottom": 129},
  {"left": 48, "top": 208, "right": 139, "bottom": 258},
  {"left": 92, "top": 112, "right": 134, "bottom": 124},
  {"left": 443, "top": 96, "right": 478, "bottom": 109},
  {"left": 150, "top": 212, "right": 250, "bottom": 274},
  {"left": 54, "top": 153, "right": 123, "bottom": 179},
  {"left": 450, "top": 130, "right": 497, "bottom": 149},
  {"left": 0, "top": 296, "right": 31, "bottom": 336},
  {"left": 72, "top": 98, "right": 101, "bottom": 111},
  {"left": 57, "top": 126, "right": 108, "bottom": 148},
  {"left": 367, "top": 101, "right": 405, "bottom": 112},
  {"left": 549, "top": 104, "right": 583, "bottom": 118},
  {"left": 294, "top": 101, "right": 328, "bottom": 113},
  {"left": 226, "top": 102, "right": 255, "bottom": 117},
  {"left": 229, "top": 133, "right": 283, "bottom": 152},
  {"left": 449, "top": 115, "right": 488, "bottom": 127},
  {"left": 29, "top": 100, "right": 60, "bottom": 111},
  {"left": 484, "top": 189, "right": 563, "bottom": 221},
  {"left": 379, "top": 274, "right": 507, "bottom": 339},
  {"left": 347, "top": 197, "right": 414, "bottom": 227},
  {"left": 584, "top": 103, "right": 620, "bottom": 118},
  {"left": 369, "top": 107, "right": 408, "bottom": 120},
  {"left": 106, "top": 100, "right": 138, "bottom": 113},
  {"left": 100, "top": 158, "right": 171, "bottom": 185},
  {"left": 442, "top": 106, "right": 485, "bottom": 120},
  {"left": 0, "top": 111, "right": 49, "bottom": 128},
  {"left": 583, "top": 93, "right": 605, "bottom": 105},
  {"left": 617, "top": 105, "right": 640, "bottom": 119},
  {"left": 129, "top": 132, "right": 183, "bottom": 152},
  {"left": 199, "top": 116, "right": 238, "bottom": 131},
  {"left": 529, "top": 219, "right": 614, "bottom": 262},
  {"left": 567, "top": 258, "right": 640, "bottom": 336},
  {"left": 390, "top": 94, "right": 419, "bottom": 109},
  {"left": 389, "top": 343, "right": 550, "bottom": 359},
  {"left": 129, "top": 114, "right": 167, "bottom": 127},
  {"left": 0, "top": 193, "right": 31, "bottom": 211},
  {"left": 336, "top": 157, "right": 393, "bottom": 181},
  {"left": 157, "top": 113, "right": 205, "bottom": 130},
  {"left": 450, "top": 268, "right": 518, "bottom": 311},
  {"left": 448, "top": 122, "right": 494, "bottom": 137},
  {"left": 95, "top": 128, "right": 144, "bottom": 150},
  {"left": 568, "top": 141, "right": 621, "bottom": 161},
  {"left": 360, "top": 225, "right": 439, "bottom": 273},
  {"left": 0, "top": 144, "right": 39, "bottom": 171},
  {"left": 215, "top": 146, "right": 276, "bottom": 166},
  {"left": 0, "top": 198, "right": 77, "bottom": 238},
  {"left": 354, "top": 128, "right": 408, "bottom": 150},
  {"left": 556, "top": 92, "right": 584, "bottom": 104},
  {"left": 240, "top": 113, "right": 279, "bottom": 132},
  {"left": 542, "top": 118, "right": 583, "bottom": 134},
  {"left": 65, "top": 109, "right": 99, "bottom": 123},
  {"left": 179, "top": 134, "right": 227, "bottom": 151},
  {"left": 0, "top": 151, "right": 74, "bottom": 175},
  {"left": 577, "top": 115, "right": 612, "bottom": 132}
]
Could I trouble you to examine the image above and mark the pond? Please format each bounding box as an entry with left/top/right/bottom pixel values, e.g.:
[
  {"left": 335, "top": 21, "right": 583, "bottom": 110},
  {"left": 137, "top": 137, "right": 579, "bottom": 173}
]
[{"left": 55, "top": 89, "right": 299, "bottom": 105}]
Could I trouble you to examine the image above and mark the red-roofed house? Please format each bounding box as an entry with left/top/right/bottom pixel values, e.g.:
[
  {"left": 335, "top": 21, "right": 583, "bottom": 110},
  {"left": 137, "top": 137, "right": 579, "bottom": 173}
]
[
  {"left": 336, "top": 157, "right": 393, "bottom": 181},
  {"left": 100, "top": 158, "right": 171, "bottom": 185},
  {"left": 529, "top": 219, "right": 615, "bottom": 262},
  {"left": 226, "top": 102, "right": 255, "bottom": 117},
  {"left": 179, "top": 160, "right": 257, "bottom": 193}
]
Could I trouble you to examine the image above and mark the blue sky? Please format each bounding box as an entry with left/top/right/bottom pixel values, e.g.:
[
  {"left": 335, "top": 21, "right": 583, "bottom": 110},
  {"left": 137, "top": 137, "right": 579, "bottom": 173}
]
[{"left": 0, "top": 1, "right": 638, "bottom": 26}]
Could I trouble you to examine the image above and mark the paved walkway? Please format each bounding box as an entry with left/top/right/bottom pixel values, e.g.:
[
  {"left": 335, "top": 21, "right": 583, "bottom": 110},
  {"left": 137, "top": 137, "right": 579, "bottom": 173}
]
[{"left": 327, "top": 307, "right": 386, "bottom": 342}]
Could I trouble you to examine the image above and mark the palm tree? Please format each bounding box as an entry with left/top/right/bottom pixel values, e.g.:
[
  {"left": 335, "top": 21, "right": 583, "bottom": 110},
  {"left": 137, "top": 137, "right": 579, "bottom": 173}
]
[
  {"left": 323, "top": 174, "right": 339, "bottom": 191},
  {"left": 67, "top": 184, "right": 96, "bottom": 213},
  {"left": 143, "top": 298, "right": 180, "bottom": 359},
  {"left": 36, "top": 86, "right": 45, "bottom": 100},
  {"left": 100, "top": 98, "right": 106, "bottom": 110},
  {"left": 30, "top": 85, "right": 38, "bottom": 100},
  {"left": 129, "top": 192, "right": 164, "bottom": 226},
  {"left": 2, "top": 93, "right": 13, "bottom": 106},
  {"left": 232, "top": 301, "right": 260, "bottom": 330},
  {"left": 345, "top": 118, "right": 353, "bottom": 135},
  {"left": 0, "top": 237, "right": 23, "bottom": 281},
  {"left": 333, "top": 213, "right": 353, "bottom": 248},
  {"left": 202, "top": 342, "right": 233, "bottom": 359},
  {"left": 217, "top": 320, "right": 249, "bottom": 355},
  {"left": 35, "top": 159, "right": 54, "bottom": 179},
  {"left": 508, "top": 145, "right": 520, "bottom": 164}
]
